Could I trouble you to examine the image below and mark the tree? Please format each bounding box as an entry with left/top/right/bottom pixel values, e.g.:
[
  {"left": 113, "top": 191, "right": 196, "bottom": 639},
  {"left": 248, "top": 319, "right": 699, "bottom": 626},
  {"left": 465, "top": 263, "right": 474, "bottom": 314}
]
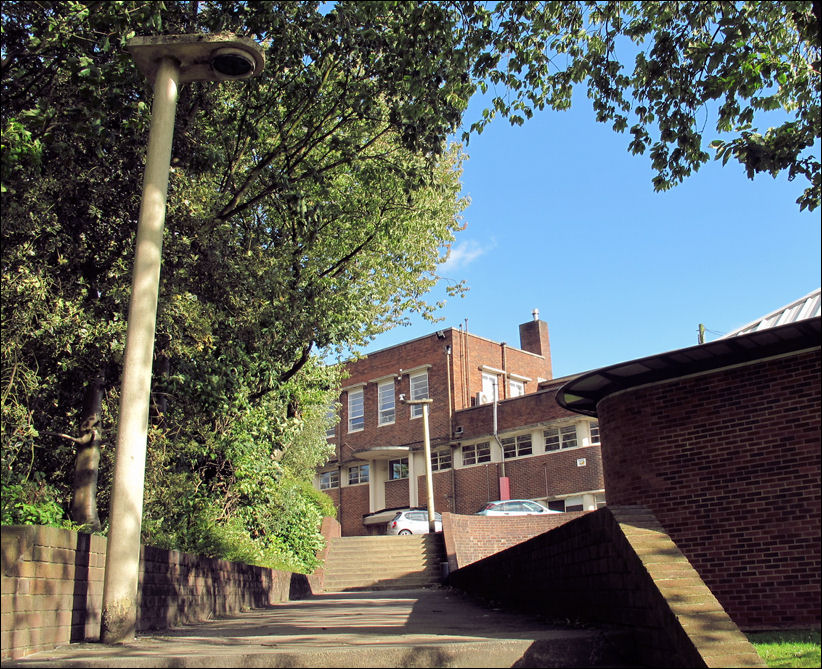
[
  {"left": 459, "top": 0, "right": 820, "bottom": 211},
  {"left": 2, "top": 0, "right": 817, "bottom": 567},
  {"left": 1, "top": 1, "right": 469, "bottom": 568}
]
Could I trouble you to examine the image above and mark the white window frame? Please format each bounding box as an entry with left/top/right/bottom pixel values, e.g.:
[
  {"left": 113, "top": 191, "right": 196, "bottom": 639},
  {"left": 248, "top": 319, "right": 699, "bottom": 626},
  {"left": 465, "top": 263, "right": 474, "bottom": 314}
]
[
  {"left": 378, "top": 380, "right": 395, "bottom": 426},
  {"left": 509, "top": 378, "right": 525, "bottom": 398},
  {"left": 348, "top": 387, "right": 364, "bottom": 432},
  {"left": 481, "top": 372, "right": 498, "bottom": 404},
  {"left": 431, "top": 449, "right": 451, "bottom": 471},
  {"left": 502, "top": 434, "right": 533, "bottom": 459},
  {"left": 409, "top": 371, "right": 429, "bottom": 418},
  {"left": 325, "top": 404, "right": 337, "bottom": 438},
  {"left": 589, "top": 421, "right": 601, "bottom": 445},
  {"left": 348, "top": 464, "right": 369, "bottom": 485},
  {"left": 544, "top": 424, "right": 578, "bottom": 451},
  {"left": 319, "top": 470, "right": 339, "bottom": 490},
  {"left": 462, "top": 442, "right": 491, "bottom": 466},
  {"left": 388, "top": 457, "right": 409, "bottom": 480}
]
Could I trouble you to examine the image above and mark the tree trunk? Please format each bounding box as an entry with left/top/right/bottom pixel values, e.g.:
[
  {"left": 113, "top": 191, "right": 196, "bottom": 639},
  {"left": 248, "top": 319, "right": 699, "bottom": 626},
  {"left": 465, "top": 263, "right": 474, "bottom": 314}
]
[{"left": 70, "top": 371, "right": 105, "bottom": 532}]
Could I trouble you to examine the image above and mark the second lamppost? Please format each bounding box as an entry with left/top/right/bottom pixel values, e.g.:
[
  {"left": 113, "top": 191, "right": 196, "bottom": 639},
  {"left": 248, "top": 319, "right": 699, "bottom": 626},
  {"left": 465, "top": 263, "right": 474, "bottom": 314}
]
[{"left": 400, "top": 396, "right": 437, "bottom": 533}]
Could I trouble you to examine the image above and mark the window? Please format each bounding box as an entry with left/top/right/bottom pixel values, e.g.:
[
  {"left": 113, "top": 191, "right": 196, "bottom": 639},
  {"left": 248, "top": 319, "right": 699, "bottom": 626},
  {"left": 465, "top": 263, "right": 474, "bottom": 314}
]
[
  {"left": 348, "top": 387, "right": 364, "bottom": 432},
  {"left": 589, "top": 421, "right": 600, "bottom": 445},
  {"left": 319, "top": 470, "right": 339, "bottom": 490},
  {"left": 431, "top": 449, "right": 451, "bottom": 471},
  {"left": 462, "top": 442, "right": 491, "bottom": 466},
  {"left": 388, "top": 457, "right": 408, "bottom": 480},
  {"left": 378, "top": 380, "right": 395, "bottom": 425},
  {"left": 348, "top": 464, "right": 369, "bottom": 485},
  {"left": 409, "top": 371, "right": 429, "bottom": 418},
  {"left": 481, "top": 372, "right": 498, "bottom": 403},
  {"left": 544, "top": 425, "right": 578, "bottom": 451},
  {"left": 325, "top": 404, "right": 337, "bottom": 438},
  {"left": 509, "top": 379, "right": 525, "bottom": 397},
  {"left": 502, "top": 434, "right": 533, "bottom": 458}
]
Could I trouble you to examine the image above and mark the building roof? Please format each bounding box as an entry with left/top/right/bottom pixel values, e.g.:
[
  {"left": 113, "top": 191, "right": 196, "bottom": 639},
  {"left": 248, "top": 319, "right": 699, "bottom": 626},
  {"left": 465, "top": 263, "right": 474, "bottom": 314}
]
[
  {"left": 557, "top": 290, "right": 822, "bottom": 417},
  {"left": 720, "top": 288, "right": 821, "bottom": 338}
]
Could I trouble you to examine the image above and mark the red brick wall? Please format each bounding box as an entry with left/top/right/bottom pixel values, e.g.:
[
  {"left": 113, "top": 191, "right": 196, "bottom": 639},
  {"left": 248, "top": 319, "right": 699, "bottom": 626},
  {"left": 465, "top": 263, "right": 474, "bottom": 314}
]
[
  {"left": 452, "top": 386, "right": 581, "bottom": 440},
  {"left": 598, "top": 349, "right": 821, "bottom": 629},
  {"left": 337, "top": 484, "right": 370, "bottom": 537},
  {"left": 441, "top": 511, "right": 588, "bottom": 571},
  {"left": 503, "top": 447, "right": 603, "bottom": 500},
  {"left": 383, "top": 478, "right": 409, "bottom": 509},
  {"left": 448, "top": 506, "right": 764, "bottom": 668},
  {"left": 415, "top": 469, "right": 456, "bottom": 513},
  {"left": 1, "top": 525, "right": 305, "bottom": 661}
]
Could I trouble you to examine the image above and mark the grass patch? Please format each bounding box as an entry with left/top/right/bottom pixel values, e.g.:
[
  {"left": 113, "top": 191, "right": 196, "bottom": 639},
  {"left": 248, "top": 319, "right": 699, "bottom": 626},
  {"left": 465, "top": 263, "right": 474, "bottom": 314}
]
[{"left": 746, "top": 630, "right": 820, "bottom": 668}]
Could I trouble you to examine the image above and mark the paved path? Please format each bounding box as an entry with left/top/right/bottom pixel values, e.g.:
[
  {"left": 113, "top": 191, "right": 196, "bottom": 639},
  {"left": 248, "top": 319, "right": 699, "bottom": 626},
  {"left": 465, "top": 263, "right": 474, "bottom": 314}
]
[{"left": 5, "top": 588, "right": 633, "bottom": 667}]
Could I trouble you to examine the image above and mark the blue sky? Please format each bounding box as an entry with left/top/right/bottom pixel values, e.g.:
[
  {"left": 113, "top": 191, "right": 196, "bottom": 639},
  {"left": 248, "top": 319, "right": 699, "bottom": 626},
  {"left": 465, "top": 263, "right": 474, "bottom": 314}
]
[{"left": 361, "top": 92, "right": 821, "bottom": 380}]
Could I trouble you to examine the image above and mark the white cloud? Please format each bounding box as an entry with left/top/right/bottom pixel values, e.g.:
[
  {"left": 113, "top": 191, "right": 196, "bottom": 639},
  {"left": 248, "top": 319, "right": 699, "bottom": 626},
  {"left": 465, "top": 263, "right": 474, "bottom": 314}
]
[{"left": 440, "top": 239, "right": 493, "bottom": 274}]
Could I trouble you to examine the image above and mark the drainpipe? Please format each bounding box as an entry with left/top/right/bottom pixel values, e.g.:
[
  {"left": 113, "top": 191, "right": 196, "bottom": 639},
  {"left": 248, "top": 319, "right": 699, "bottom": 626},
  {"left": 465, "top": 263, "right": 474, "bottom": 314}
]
[
  {"left": 501, "top": 342, "right": 507, "bottom": 398},
  {"left": 492, "top": 377, "right": 504, "bottom": 478},
  {"left": 464, "top": 319, "right": 470, "bottom": 406}
]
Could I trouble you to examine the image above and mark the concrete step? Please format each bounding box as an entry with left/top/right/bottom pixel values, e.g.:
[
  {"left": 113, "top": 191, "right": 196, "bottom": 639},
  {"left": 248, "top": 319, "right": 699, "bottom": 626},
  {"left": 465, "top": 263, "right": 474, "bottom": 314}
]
[{"left": 320, "top": 534, "right": 446, "bottom": 593}]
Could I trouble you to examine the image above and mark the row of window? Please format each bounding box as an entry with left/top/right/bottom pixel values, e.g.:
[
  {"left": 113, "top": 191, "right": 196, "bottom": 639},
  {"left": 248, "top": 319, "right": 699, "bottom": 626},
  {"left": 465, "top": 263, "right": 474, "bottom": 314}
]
[
  {"left": 337, "top": 371, "right": 430, "bottom": 435},
  {"left": 319, "top": 423, "right": 599, "bottom": 488}
]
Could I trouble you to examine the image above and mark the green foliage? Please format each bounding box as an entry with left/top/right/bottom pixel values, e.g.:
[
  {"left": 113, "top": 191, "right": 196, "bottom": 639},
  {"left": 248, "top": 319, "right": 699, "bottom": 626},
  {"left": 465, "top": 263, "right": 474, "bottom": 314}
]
[
  {"left": 460, "top": 1, "right": 820, "bottom": 211},
  {"left": 2, "top": 1, "right": 467, "bottom": 569},
  {"left": 3, "top": 0, "right": 816, "bottom": 573},
  {"left": 1, "top": 478, "right": 76, "bottom": 529}
]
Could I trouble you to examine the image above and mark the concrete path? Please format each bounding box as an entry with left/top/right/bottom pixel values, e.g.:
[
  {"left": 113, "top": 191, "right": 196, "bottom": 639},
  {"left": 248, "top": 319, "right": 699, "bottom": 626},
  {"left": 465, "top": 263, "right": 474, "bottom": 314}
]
[{"left": 4, "top": 587, "right": 634, "bottom": 667}]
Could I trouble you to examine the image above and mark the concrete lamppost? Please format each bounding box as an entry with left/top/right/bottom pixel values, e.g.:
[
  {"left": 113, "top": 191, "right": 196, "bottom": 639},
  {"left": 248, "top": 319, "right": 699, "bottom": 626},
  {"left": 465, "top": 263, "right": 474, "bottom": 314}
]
[
  {"left": 101, "top": 34, "right": 264, "bottom": 644},
  {"left": 400, "top": 395, "right": 437, "bottom": 533}
]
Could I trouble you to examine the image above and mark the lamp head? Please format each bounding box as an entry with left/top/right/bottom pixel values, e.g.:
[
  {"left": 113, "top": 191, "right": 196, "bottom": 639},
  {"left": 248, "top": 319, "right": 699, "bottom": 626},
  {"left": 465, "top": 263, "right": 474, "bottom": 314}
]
[
  {"left": 127, "top": 34, "right": 265, "bottom": 84},
  {"left": 211, "top": 47, "right": 256, "bottom": 80}
]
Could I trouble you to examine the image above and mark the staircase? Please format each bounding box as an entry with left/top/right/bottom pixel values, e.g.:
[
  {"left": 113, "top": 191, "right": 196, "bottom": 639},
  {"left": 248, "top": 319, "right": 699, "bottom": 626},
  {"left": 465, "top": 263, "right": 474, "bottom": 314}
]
[{"left": 320, "top": 533, "right": 446, "bottom": 592}]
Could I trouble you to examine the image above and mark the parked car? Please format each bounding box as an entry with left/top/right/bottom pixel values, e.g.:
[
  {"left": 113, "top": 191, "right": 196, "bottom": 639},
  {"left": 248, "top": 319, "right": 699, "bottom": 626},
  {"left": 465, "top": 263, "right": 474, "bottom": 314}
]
[
  {"left": 476, "top": 499, "right": 562, "bottom": 516},
  {"left": 386, "top": 509, "right": 443, "bottom": 535}
]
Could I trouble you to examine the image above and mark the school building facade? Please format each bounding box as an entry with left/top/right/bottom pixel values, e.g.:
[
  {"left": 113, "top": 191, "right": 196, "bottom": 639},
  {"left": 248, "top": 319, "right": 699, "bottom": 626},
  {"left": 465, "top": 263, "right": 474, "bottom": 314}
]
[{"left": 316, "top": 314, "right": 606, "bottom": 535}]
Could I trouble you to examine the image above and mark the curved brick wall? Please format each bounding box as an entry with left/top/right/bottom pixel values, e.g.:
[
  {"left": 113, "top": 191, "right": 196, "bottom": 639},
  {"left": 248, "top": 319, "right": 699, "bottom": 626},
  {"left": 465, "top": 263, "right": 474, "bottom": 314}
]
[{"left": 598, "top": 349, "right": 821, "bottom": 629}]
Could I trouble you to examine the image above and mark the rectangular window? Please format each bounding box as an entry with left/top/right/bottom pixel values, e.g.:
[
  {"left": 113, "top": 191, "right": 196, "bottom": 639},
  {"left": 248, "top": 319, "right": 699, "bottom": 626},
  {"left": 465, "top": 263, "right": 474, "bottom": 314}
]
[
  {"left": 509, "top": 379, "right": 525, "bottom": 397},
  {"left": 481, "top": 372, "right": 498, "bottom": 403},
  {"left": 544, "top": 425, "right": 578, "bottom": 451},
  {"left": 409, "top": 371, "right": 429, "bottom": 418},
  {"left": 431, "top": 449, "right": 451, "bottom": 471},
  {"left": 378, "top": 380, "right": 395, "bottom": 425},
  {"left": 348, "top": 387, "right": 364, "bottom": 432},
  {"left": 319, "top": 470, "right": 339, "bottom": 490},
  {"left": 462, "top": 442, "right": 491, "bottom": 466},
  {"left": 502, "top": 434, "right": 533, "bottom": 459},
  {"left": 589, "top": 421, "right": 600, "bottom": 445},
  {"left": 348, "top": 464, "right": 369, "bottom": 485},
  {"left": 388, "top": 457, "right": 408, "bottom": 480},
  {"left": 325, "top": 404, "right": 337, "bottom": 438}
]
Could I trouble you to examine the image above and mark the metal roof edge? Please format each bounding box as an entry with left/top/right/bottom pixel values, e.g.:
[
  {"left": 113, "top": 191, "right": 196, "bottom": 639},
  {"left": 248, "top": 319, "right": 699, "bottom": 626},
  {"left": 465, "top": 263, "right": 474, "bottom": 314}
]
[{"left": 557, "top": 316, "right": 821, "bottom": 417}]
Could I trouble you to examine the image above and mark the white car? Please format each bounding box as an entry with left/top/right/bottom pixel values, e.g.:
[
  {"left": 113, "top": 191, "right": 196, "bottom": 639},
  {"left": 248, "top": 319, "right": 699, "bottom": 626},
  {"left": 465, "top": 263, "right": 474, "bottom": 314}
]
[
  {"left": 476, "top": 499, "right": 562, "bottom": 516},
  {"left": 386, "top": 509, "right": 443, "bottom": 535}
]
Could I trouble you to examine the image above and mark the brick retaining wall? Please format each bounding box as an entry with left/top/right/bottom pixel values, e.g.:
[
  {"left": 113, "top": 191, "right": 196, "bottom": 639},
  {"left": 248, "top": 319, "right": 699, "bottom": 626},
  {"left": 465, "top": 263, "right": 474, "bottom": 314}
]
[
  {"left": 1, "top": 525, "right": 310, "bottom": 661},
  {"left": 448, "top": 505, "right": 765, "bottom": 668},
  {"left": 440, "top": 510, "right": 588, "bottom": 573}
]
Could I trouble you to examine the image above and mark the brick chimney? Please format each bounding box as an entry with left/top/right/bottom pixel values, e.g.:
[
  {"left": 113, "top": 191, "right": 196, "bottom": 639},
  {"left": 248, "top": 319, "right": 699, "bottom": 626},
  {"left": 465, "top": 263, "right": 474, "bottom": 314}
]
[{"left": 519, "top": 309, "right": 552, "bottom": 374}]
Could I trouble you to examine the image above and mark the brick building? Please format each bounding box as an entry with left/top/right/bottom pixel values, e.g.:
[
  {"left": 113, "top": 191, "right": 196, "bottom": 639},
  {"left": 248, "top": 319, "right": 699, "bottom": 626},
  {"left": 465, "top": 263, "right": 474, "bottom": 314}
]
[
  {"left": 316, "top": 314, "right": 605, "bottom": 535},
  {"left": 557, "top": 288, "right": 821, "bottom": 629}
]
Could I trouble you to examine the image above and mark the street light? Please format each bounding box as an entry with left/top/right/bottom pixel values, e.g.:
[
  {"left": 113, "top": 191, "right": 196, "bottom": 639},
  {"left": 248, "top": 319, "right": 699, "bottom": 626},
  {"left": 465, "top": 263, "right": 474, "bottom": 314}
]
[
  {"left": 399, "top": 395, "right": 437, "bottom": 533},
  {"left": 101, "top": 34, "right": 264, "bottom": 644}
]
